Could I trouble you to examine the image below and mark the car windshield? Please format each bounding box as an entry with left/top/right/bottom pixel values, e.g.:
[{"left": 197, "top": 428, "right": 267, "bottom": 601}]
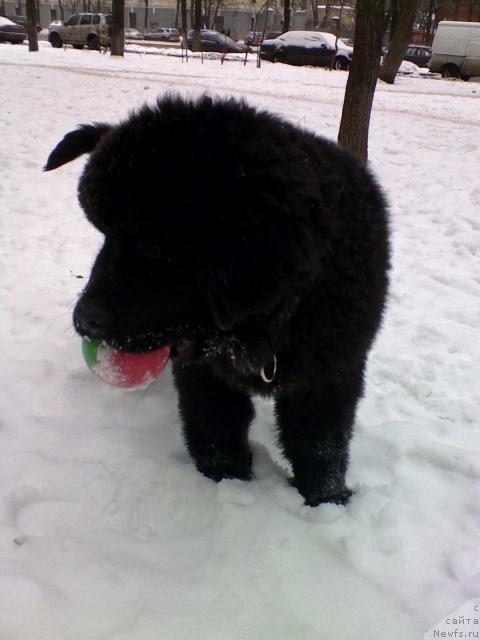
[
  {"left": 0, "top": 16, "right": 15, "bottom": 26},
  {"left": 205, "top": 32, "right": 234, "bottom": 44}
]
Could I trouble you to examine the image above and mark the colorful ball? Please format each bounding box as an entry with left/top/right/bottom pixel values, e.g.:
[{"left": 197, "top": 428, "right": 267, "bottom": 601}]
[{"left": 82, "top": 339, "right": 170, "bottom": 389}]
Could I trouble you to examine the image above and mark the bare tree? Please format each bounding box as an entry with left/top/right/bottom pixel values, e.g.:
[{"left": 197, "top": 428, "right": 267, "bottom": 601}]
[
  {"left": 192, "top": 0, "right": 202, "bottom": 50},
  {"left": 211, "top": 0, "right": 224, "bottom": 28},
  {"left": 26, "top": 0, "right": 39, "bottom": 51},
  {"left": 321, "top": 0, "right": 333, "bottom": 26},
  {"left": 180, "top": 0, "right": 188, "bottom": 37},
  {"left": 416, "top": 0, "right": 436, "bottom": 42},
  {"left": 202, "top": 0, "right": 223, "bottom": 28},
  {"left": 311, "top": 0, "right": 319, "bottom": 28},
  {"left": 144, "top": 0, "right": 149, "bottom": 31},
  {"left": 329, "top": 0, "right": 346, "bottom": 69},
  {"left": 379, "top": 0, "right": 419, "bottom": 83},
  {"left": 111, "top": 0, "right": 125, "bottom": 56},
  {"left": 284, "top": 0, "right": 291, "bottom": 31},
  {"left": 337, "top": 0, "right": 387, "bottom": 162}
]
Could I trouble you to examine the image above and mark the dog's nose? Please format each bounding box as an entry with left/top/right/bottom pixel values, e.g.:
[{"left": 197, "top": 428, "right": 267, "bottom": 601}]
[{"left": 73, "top": 298, "right": 112, "bottom": 339}]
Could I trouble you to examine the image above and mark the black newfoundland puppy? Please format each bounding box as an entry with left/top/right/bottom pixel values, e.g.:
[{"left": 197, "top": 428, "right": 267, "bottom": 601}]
[{"left": 45, "top": 95, "right": 389, "bottom": 507}]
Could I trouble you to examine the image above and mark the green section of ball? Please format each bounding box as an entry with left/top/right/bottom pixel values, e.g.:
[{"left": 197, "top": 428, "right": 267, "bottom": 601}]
[{"left": 82, "top": 338, "right": 102, "bottom": 373}]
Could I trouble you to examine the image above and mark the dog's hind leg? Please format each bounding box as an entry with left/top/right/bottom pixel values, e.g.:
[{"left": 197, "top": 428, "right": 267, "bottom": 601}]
[
  {"left": 173, "top": 363, "right": 255, "bottom": 483},
  {"left": 275, "top": 370, "right": 364, "bottom": 507}
]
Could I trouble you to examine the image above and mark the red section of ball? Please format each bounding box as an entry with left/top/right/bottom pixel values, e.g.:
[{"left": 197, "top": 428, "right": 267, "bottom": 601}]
[{"left": 95, "top": 345, "right": 171, "bottom": 389}]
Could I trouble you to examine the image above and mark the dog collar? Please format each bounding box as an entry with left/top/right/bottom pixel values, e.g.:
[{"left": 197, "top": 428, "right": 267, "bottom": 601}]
[{"left": 260, "top": 355, "right": 277, "bottom": 384}]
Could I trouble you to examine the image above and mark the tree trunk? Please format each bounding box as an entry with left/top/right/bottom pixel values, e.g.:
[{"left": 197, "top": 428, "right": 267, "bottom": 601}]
[
  {"left": 144, "top": 0, "right": 149, "bottom": 32},
  {"left": 311, "top": 0, "right": 319, "bottom": 28},
  {"left": 26, "top": 0, "right": 39, "bottom": 51},
  {"left": 337, "top": 0, "right": 386, "bottom": 163},
  {"left": 180, "top": 0, "right": 188, "bottom": 38},
  {"left": 321, "top": 0, "right": 331, "bottom": 27},
  {"left": 111, "top": 0, "right": 125, "bottom": 56},
  {"left": 424, "top": 0, "right": 434, "bottom": 43},
  {"left": 379, "top": 0, "right": 418, "bottom": 83},
  {"left": 212, "top": 0, "right": 222, "bottom": 30},
  {"left": 192, "top": 0, "right": 202, "bottom": 50},
  {"left": 175, "top": 0, "right": 180, "bottom": 28},
  {"left": 284, "top": 0, "right": 291, "bottom": 32}
]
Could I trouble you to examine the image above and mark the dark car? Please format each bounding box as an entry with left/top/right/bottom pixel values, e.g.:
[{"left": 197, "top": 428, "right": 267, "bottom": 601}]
[
  {"left": 261, "top": 30, "right": 353, "bottom": 69},
  {"left": 0, "top": 16, "right": 25, "bottom": 43},
  {"left": 144, "top": 27, "right": 180, "bottom": 42},
  {"left": 265, "top": 30, "right": 282, "bottom": 40},
  {"left": 187, "top": 29, "right": 249, "bottom": 53},
  {"left": 403, "top": 44, "right": 431, "bottom": 68},
  {"left": 5, "top": 14, "right": 41, "bottom": 32},
  {"left": 244, "top": 30, "right": 264, "bottom": 46}
]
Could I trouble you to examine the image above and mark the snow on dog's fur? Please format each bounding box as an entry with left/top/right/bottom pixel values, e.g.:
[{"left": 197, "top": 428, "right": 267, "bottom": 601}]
[{"left": 45, "top": 95, "right": 390, "bottom": 506}]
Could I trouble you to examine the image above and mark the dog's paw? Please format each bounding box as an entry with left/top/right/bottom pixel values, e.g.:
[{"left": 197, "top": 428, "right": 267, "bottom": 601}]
[
  {"left": 195, "top": 448, "right": 253, "bottom": 483},
  {"left": 306, "top": 488, "right": 353, "bottom": 507},
  {"left": 289, "top": 477, "right": 353, "bottom": 507}
]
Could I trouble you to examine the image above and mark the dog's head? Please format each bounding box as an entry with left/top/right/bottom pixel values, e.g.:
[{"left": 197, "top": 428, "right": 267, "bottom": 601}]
[{"left": 45, "top": 96, "right": 322, "bottom": 379}]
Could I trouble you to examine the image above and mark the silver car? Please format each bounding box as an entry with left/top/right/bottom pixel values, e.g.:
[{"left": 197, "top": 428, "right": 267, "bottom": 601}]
[{"left": 48, "top": 13, "right": 111, "bottom": 49}]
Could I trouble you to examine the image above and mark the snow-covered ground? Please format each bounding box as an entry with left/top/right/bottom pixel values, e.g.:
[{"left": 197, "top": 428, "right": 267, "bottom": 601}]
[{"left": 1, "top": 44, "right": 479, "bottom": 640}]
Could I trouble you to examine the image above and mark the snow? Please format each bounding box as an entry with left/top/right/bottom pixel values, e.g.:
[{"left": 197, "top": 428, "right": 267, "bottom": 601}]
[
  {"left": 1, "top": 44, "right": 480, "bottom": 639},
  {"left": 0, "top": 16, "right": 16, "bottom": 26},
  {"left": 398, "top": 59, "right": 432, "bottom": 76}
]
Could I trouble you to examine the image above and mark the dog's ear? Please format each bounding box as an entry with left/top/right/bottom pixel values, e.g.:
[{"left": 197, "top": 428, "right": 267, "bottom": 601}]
[{"left": 44, "top": 123, "right": 111, "bottom": 171}]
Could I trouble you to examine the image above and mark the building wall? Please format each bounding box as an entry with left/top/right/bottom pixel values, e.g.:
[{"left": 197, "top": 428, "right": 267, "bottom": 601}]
[
  {"left": 437, "top": 0, "right": 480, "bottom": 23},
  {"left": 3, "top": 0, "right": 350, "bottom": 39}
]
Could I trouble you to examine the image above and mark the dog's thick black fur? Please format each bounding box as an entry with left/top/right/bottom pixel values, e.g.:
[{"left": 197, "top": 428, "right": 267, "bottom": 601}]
[{"left": 45, "top": 95, "right": 390, "bottom": 507}]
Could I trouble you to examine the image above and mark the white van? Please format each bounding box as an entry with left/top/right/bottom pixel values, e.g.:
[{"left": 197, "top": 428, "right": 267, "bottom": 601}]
[{"left": 429, "top": 20, "right": 480, "bottom": 79}]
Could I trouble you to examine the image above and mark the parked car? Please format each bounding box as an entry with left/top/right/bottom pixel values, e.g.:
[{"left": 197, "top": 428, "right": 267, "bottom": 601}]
[
  {"left": 144, "top": 27, "right": 180, "bottom": 42},
  {"left": 187, "top": 29, "right": 249, "bottom": 53},
  {"left": 124, "top": 27, "right": 144, "bottom": 40},
  {"left": 260, "top": 30, "right": 353, "bottom": 70},
  {"left": 48, "top": 13, "right": 111, "bottom": 49},
  {"left": 334, "top": 37, "right": 354, "bottom": 70},
  {"left": 265, "top": 30, "right": 282, "bottom": 40},
  {"left": 429, "top": 20, "right": 480, "bottom": 79},
  {"left": 402, "top": 44, "right": 431, "bottom": 68},
  {"left": 244, "top": 30, "right": 264, "bottom": 46},
  {"left": 0, "top": 16, "right": 25, "bottom": 43},
  {"left": 3, "top": 14, "right": 41, "bottom": 32}
]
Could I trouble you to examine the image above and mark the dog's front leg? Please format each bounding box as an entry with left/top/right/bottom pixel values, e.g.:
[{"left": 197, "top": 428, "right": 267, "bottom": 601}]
[
  {"left": 275, "top": 373, "right": 364, "bottom": 507},
  {"left": 173, "top": 363, "right": 255, "bottom": 482}
]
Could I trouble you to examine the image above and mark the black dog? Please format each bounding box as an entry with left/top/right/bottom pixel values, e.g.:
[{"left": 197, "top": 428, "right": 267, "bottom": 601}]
[{"left": 45, "top": 95, "right": 390, "bottom": 506}]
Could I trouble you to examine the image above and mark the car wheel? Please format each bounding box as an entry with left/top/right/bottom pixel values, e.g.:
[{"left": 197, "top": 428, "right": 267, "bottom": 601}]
[
  {"left": 73, "top": 44, "right": 83, "bottom": 50},
  {"left": 87, "top": 34, "right": 100, "bottom": 50},
  {"left": 335, "top": 56, "right": 349, "bottom": 71},
  {"left": 442, "top": 63, "right": 460, "bottom": 79},
  {"left": 49, "top": 32, "right": 63, "bottom": 48},
  {"left": 461, "top": 74, "right": 471, "bottom": 81}
]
